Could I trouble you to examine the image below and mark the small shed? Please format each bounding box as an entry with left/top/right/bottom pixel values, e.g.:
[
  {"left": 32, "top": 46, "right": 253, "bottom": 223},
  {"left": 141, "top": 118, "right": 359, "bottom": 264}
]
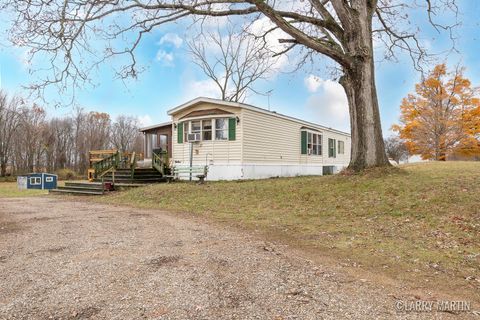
[{"left": 22, "top": 173, "right": 58, "bottom": 190}]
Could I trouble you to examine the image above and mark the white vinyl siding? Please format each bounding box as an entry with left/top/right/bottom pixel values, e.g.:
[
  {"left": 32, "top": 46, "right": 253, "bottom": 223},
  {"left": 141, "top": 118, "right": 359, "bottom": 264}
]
[
  {"left": 242, "top": 109, "right": 313, "bottom": 164},
  {"left": 241, "top": 108, "right": 350, "bottom": 166}
]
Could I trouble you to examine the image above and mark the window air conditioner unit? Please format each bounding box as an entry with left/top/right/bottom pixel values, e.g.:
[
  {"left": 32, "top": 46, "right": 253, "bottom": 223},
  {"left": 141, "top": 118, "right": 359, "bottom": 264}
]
[{"left": 187, "top": 133, "right": 201, "bottom": 142}]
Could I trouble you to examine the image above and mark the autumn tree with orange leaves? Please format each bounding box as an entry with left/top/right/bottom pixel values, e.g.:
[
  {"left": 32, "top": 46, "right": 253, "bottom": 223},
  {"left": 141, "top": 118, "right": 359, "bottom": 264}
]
[{"left": 393, "top": 64, "right": 480, "bottom": 161}]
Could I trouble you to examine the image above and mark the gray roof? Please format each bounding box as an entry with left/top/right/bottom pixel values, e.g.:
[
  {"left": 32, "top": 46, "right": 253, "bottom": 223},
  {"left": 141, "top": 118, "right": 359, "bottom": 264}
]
[{"left": 139, "top": 121, "right": 172, "bottom": 132}]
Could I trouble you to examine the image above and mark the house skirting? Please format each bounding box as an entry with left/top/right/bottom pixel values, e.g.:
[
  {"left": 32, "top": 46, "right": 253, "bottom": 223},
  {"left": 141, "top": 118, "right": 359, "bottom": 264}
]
[{"left": 179, "top": 163, "right": 346, "bottom": 181}]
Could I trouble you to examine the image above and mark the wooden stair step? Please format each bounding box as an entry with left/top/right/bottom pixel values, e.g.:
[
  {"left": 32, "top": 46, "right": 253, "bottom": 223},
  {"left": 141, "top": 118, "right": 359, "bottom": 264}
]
[
  {"left": 57, "top": 185, "right": 104, "bottom": 191},
  {"left": 65, "top": 182, "right": 103, "bottom": 188},
  {"left": 49, "top": 189, "right": 104, "bottom": 196}
]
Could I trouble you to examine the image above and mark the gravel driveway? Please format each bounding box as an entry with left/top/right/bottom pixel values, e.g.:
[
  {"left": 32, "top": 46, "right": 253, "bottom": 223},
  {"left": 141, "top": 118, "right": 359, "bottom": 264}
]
[{"left": 0, "top": 197, "right": 473, "bottom": 319}]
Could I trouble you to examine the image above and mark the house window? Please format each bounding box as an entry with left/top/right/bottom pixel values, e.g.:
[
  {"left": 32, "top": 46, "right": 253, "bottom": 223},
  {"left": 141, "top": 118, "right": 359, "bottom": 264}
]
[
  {"left": 306, "top": 132, "right": 322, "bottom": 155},
  {"left": 182, "top": 118, "right": 231, "bottom": 142},
  {"left": 328, "top": 138, "right": 336, "bottom": 158},
  {"left": 183, "top": 122, "right": 189, "bottom": 142},
  {"left": 191, "top": 120, "right": 201, "bottom": 136},
  {"left": 30, "top": 177, "right": 41, "bottom": 185},
  {"left": 215, "top": 118, "right": 228, "bottom": 140},
  {"left": 307, "top": 132, "right": 312, "bottom": 152},
  {"left": 202, "top": 120, "right": 212, "bottom": 141},
  {"left": 338, "top": 140, "right": 345, "bottom": 154},
  {"left": 151, "top": 133, "right": 159, "bottom": 150},
  {"left": 159, "top": 134, "right": 168, "bottom": 150},
  {"left": 45, "top": 177, "right": 53, "bottom": 183},
  {"left": 314, "top": 134, "right": 322, "bottom": 155}
]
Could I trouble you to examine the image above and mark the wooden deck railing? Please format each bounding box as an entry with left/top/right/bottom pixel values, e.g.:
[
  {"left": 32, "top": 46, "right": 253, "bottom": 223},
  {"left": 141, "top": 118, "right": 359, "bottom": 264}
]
[
  {"left": 152, "top": 150, "right": 169, "bottom": 175},
  {"left": 88, "top": 149, "right": 145, "bottom": 182},
  {"left": 89, "top": 149, "right": 118, "bottom": 166},
  {"left": 92, "top": 151, "right": 120, "bottom": 179}
]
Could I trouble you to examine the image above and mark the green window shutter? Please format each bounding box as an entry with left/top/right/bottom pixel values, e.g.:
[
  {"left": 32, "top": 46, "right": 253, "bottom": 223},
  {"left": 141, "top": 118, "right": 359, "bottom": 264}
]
[
  {"left": 333, "top": 139, "right": 337, "bottom": 158},
  {"left": 228, "top": 118, "right": 236, "bottom": 141},
  {"left": 177, "top": 122, "right": 183, "bottom": 144},
  {"left": 301, "top": 131, "right": 307, "bottom": 154}
]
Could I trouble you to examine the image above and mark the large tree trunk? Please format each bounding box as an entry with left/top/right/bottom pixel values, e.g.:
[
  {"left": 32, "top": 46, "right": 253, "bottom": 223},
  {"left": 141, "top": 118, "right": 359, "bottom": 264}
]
[
  {"left": 341, "top": 59, "right": 389, "bottom": 171},
  {"left": 340, "top": 3, "right": 390, "bottom": 171}
]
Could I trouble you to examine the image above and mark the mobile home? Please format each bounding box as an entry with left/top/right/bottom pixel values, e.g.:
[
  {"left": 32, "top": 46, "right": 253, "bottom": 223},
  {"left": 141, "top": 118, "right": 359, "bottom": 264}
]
[{"left": 141, "top": 97, "right": 351, "bottom": 180}]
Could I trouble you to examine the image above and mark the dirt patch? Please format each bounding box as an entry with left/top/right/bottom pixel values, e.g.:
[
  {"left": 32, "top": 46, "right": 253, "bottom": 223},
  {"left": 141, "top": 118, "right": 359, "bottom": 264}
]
[
  {"left": 208, "top": 257, "right": 229, "bottom": 267},
  {"left": 146, "top": 255, "right": 181, "bottom": 268},
  {"left": 69, "top": 306, "right": 101, "bottom": 319},
  {"left": 172, "top": 240, "right": 183, "bottom": 247},
  {"left": 0, "top": 221, "right": 22, "bottom": 234},
  {"left": 42, "top": 246, "right": 68, "bottom": 253},
  {"left": 30, "top": 216, "right": 57, "bottom": 222},
  {"left": 130, "top": 213, "right": 151, "bottom": 218},
  {"left": 8, "top": 210, "right": 36, "bottom": 215}
]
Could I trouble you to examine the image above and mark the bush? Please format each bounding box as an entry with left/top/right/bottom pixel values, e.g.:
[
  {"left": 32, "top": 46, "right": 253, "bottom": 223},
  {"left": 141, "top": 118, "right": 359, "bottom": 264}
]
[
  {"left": 56, "top": 168, "right": 78, "bottom": 181},
  {"left": 0, "top": 176, "right": 17, "bottom": 182}
]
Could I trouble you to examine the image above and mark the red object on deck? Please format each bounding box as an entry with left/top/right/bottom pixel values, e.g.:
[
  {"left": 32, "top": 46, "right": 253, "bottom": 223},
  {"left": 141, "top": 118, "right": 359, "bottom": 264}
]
[{"left": 104, "top": 182, "right": 114, "bottom": 191}]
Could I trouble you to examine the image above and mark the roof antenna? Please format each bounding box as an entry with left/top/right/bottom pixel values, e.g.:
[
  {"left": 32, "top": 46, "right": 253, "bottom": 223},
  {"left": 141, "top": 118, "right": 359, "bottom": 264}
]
[{"left": 266, "top": 90, "right": 273, "bottom": 111}]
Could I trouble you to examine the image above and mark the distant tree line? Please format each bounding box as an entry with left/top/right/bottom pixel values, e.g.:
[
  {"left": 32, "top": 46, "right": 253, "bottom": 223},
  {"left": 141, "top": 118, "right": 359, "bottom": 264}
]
[{"left": 0, "top": 90, "right": 143, "bottom": 177}]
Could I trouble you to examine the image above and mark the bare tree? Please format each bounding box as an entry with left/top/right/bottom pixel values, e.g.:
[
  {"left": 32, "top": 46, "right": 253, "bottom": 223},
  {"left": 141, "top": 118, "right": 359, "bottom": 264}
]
[
  {"left": 384, "top": 135, "right": 408, "bottom": 164},
  {"left": 42, "top": 120, "right": 57, "bottom": 172},
  {"left": 0, "top": 91, "right": 22, "bottom": 176},
  {"left": 13, "top": 104, "right": 47, "bottom": 173},
  {"left": 85, "top": 111, "right": 111, "bottom": 151},
  {"left": 3, "top": 0, "right": 459, "bottom": 171},
  {"left": 188, "top": 27, "right": 277, "bottom": 102},
  {"left": 72, "top": 107, "right": 88, "bottom": 173},
  {"left": 50, "top": 118, "right": 75, "bottom": 170},
  {"left": 110, "top": 115, "right": 141, "bottom": 152}
]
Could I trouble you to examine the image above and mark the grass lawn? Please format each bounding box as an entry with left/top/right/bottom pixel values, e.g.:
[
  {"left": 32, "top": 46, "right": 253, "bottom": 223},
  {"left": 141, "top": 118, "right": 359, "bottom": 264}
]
[
  {"left": 98, "top": 162, "right": 479, "bottom": 299},
  {"left": 0, "top": 182, "right": 48, "bottom": 197}
]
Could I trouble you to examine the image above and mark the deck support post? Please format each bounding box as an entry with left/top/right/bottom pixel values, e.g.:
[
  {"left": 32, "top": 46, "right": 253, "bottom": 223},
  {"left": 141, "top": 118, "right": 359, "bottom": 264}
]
[{"left": 189, "top": 142, "right": 193, "bottom": 182}]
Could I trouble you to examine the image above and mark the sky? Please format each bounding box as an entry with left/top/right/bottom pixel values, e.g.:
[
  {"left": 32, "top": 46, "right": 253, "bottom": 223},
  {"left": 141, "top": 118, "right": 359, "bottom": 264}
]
[{"left": 0, "top": 1, "right": 479, "bottom": 137}]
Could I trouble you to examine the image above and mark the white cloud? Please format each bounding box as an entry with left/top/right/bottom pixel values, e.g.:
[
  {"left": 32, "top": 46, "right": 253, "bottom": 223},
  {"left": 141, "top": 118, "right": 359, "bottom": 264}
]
[
  {"left": 158, "top": 33, "right": 183, "bottom": 48},
  {"left": 138, "top": 114, "right": 153, "bottom": 127},
  {"left": 182, "top": 78, "right": 220, "bottom": 101},
  {"left": 247, "top": 17, "right": 291, "bottom": 71},
  {"left": 156, "top": 50, "right": 175, "bottom": 66},
  {"left": 304, "top": 75, "right": 350, "bottom": 132},
  {"left": 155, "top": 33, "right": 183, "bottom": 67},
  {"left": 304, "top": 75, "right": 323, "bottom": 93}
]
